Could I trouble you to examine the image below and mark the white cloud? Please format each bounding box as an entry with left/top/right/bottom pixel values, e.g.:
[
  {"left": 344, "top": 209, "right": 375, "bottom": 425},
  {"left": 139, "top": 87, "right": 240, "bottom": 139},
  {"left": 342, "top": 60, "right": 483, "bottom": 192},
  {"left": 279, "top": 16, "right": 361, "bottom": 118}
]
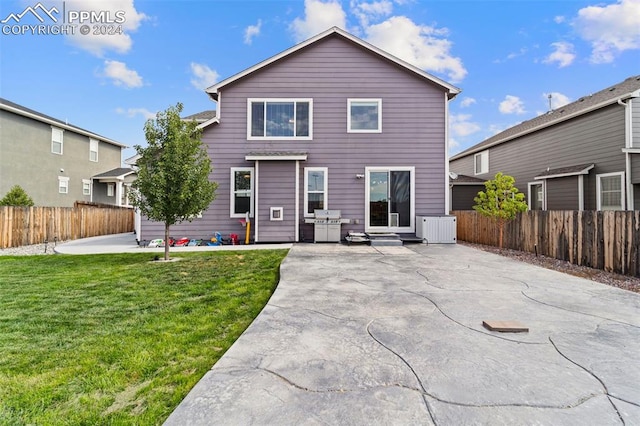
[
  {"left": 499, "top": 95, "right": 526, "bottom": 114},
  {"left": 543, "top": 41, "right": 576, "bottom": 67},
  {"left": 460, "top": 97, "right": 476, "bottom": 108},
  {"left": 290, "top": 0, "right": 347, "bottom": 42},
  {"left": 64, "top": 0, "right": 148, "bottom": 56},
  {"left": 190, "top": 62, "right": 220, "bottom": 90},
  {"left": 543, "top": 92, "right": 571, "bottom": 110},
  {"left": 351, "top": 0, "right": 393, "bottom": 27},
  {"left": 102, "top": 60, "right": 143, "bottom": 88},
  {"left": 573, "top": 0, "right": 640, "bottom": 63},
  {"left": 364, "top": 16, "right": 467, "bottom": 82},
  {"left": 554, "top": 15, "right": 566, "bottom": 24},
  {"left": 450, "top": 113, "right": 481, "bottom": 137},
  {"left": 244, "top": 20, "right": 262, "bottom": 45},
  {"left": 116, "top": 107, "right": 155, "bottom": 120}
]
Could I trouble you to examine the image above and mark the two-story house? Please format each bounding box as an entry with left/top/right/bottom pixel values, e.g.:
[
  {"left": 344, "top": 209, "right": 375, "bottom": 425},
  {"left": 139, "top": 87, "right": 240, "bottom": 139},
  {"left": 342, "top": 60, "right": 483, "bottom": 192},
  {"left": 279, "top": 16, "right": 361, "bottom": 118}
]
[
  {"left": 139, "top": 27, "right": 460, "bottom": 243},
  {"left": 450, "top": 75, "right": 640, "bottom": 211},
  {"left": 0, "top": 98, "right": 134, "bottom": 207}
]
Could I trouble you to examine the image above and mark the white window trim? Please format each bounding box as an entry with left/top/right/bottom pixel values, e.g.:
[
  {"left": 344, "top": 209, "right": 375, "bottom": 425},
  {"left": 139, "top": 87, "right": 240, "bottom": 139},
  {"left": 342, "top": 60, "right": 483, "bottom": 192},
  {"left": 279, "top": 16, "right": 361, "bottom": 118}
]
[
  {"left": 51, "top": 127, "right": 64, "bottom": 155},
  {"left": 58, "top": 176, "right": 69, "bottom": 194},
  {"left": 347, "top": 98, "right": 382, "bottom": 133},
  {"left": 89, "top": 138, "right": 99, "bottom": 162},
  {"left": 247, "top": 98, "right": 313, "bottom": 140},
  {"left": 596, "top": 171, "right": 625, "bottom": 211},
  {"left": 474, "top": 150, "right": 489, "bottom": 175},
  {"left": 304, "top": 167, "right": 328, "bottom": 217},
  {"left": 82, "top": 179, "right": 92, "bottom": 196},
  {"left": 230, "top": 167, "right": 255, "bottom": 218},
  {"left": 527, "top": 181, "right": 545, "bottom": 211},
  {"left": 107, "top": 183, "right": 115, "bottom": 197},
  {"left": 270, "top": 207, "right": 284, "bottom": 221}
]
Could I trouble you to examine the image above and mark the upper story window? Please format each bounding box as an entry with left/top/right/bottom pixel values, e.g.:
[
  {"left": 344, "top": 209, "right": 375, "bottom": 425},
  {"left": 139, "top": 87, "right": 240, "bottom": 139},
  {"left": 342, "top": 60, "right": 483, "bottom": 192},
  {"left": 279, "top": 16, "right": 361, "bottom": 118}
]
[
  {"left": 304, "top": 167, "right": 328, "bottom": 217},
  {"left": 597, "top": 172, "right": 625, "bottom": 211},
  {"left": 474, "top": 150, "right": 489, "bottom": 175},
  {"left": 52, "top": 127, "right": 64, "bottom": 155},
  {"left": 230, "top": 167, "right": 254, "bottom": 218},
  {"left": 89, "top": 139, "right": 99, "bottom": 162},
  {"left": 248, "top": 99, "right": 312, "bottom": 140},
  {"left": 348, "top": 99, "right": 382, "bottom": 133}
]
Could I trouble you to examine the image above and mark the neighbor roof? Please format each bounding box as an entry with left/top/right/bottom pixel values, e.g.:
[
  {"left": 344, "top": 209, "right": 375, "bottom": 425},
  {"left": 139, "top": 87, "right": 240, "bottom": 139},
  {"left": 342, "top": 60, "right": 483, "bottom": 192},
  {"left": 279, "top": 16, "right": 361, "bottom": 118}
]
[
  {"left": 205, "top": 26, "right": 461, "bottom": 102},
  {"left": 93, "top": 168, "right": 136, "bottom": 179},
  {"left": 0, "top": 98, "right": 126, "bottom": 148},
  {"left": 183, "top": 110, "right": 217, "bottom": 123},
  {"left": 451, "top": 75, "right": 640, "bottom": 161}
]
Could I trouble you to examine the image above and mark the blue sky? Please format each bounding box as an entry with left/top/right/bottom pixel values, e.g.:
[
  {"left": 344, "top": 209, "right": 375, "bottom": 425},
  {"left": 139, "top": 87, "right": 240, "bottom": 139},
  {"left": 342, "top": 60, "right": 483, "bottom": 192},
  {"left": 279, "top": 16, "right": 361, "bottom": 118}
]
[{"left": 1, "top": 0, "right": 639, "bottom": 161}]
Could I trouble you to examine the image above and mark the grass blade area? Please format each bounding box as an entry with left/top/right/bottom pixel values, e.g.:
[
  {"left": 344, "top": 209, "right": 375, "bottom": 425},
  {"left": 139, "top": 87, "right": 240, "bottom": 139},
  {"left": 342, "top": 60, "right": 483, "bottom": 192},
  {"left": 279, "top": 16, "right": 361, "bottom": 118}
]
[{"left": 0, "top": 250, "right": 288, "bottom": 425}]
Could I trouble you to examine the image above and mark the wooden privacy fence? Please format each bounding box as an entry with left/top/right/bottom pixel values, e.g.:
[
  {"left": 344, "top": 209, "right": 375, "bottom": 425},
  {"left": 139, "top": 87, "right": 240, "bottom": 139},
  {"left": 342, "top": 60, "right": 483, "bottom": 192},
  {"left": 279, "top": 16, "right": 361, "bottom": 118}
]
[
  {"left": 0, "top": 206, "right": 134, "bottom": 249},
  {"left": 453, "top": 210, "right": 640, "bottom": 278}
]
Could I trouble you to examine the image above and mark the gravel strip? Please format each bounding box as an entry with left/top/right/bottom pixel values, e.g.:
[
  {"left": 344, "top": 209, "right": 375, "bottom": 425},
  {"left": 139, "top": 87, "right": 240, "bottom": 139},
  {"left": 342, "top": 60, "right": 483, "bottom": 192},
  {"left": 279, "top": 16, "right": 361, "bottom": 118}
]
[
  {"left": 0, "top": 241, "right": 67, "bottom": 256},
  {"left": 461, "top": 242, "right": 640, "bottom": 294}
]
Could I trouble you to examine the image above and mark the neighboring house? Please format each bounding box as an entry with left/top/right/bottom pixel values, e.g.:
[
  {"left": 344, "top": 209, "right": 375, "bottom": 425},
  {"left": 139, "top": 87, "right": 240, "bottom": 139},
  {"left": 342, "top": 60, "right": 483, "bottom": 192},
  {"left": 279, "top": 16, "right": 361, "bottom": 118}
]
[
  {"left": 450, "top": 75, "right": 640, "bottom": 211},
  {"left": 0, "top": 98, "right": 133, "bottom": 207},
  {"left": 139, "top": 27, "right": 460, "bottom": 243}
]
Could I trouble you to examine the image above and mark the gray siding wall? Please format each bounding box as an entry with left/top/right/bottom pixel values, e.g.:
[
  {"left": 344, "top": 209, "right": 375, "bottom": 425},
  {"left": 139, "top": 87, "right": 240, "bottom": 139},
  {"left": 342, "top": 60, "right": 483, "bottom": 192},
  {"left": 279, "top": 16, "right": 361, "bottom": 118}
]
[
  {"left": 632, "top": 97, "right": 640, "bottom": 149},
  {"left": 546, "top": 176, "right": 579, "bottom": 210},
  {"left": 451, "top": 185, "right": 482, "bottom": 210},
  {"left": 450, "top": 103, "right": 627, "bottom": 210},
  {"left": 140, "top": 35, "right": 449, "bottom": 241},
  {"left": 0, "top": 111, "right": 122, "bottom": 207}
]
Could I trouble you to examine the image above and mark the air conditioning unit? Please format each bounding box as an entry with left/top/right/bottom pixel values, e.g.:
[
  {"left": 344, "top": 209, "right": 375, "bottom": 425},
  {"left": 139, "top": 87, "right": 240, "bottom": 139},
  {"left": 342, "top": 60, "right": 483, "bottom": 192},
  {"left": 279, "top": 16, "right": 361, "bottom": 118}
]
[{"left": 416, "top": 215, "right": 457, "bottom": 244}]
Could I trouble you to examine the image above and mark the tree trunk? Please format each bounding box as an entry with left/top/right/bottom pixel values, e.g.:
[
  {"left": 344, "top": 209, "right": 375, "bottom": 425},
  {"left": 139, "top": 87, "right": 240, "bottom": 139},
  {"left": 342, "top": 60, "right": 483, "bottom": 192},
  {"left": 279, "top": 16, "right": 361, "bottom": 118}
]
[{"left": 164, "top": 223, "right": 170, "bottom": 261}]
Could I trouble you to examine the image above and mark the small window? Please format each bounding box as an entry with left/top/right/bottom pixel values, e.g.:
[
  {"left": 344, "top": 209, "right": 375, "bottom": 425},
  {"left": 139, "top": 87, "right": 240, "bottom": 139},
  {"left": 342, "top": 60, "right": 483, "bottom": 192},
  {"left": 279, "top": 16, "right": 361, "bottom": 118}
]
[
  {"left": 89, "top": 139, "right": 99, "bottom": 162},
  {"left": 474, "top": 151, "right": 489, "bottom": 175},
  {"left": 270, "top": 207, "right": 283, "bottom": 221},
  {"left": 107, "top": 183, "right": 115, "bottom": 197},
  {"left": 230, "top": 168, "right": 254, "bottom": 217},
  {"left": 248, "top": 99, "right": 312, "bottom": 139},
  {"left": 58, "top": 176, "right": 69, "bottom": 194},
  {"left": 348, "top": 99, "right": 382, "bottom": 133},
  {"left": 528, "top": 182, "right": 544, "bottom": 210},
  {"left": 82, "top": 179, "right": 91, "bottom": 196},
  {"left": 52, "top": 127, "right": 63, "bottom": 155},
  {"left": 304, "top": 167, "right": 328, "bottom": 216},
  {"left": 597, "top": 172, "right": 624, "bottom": 210}
]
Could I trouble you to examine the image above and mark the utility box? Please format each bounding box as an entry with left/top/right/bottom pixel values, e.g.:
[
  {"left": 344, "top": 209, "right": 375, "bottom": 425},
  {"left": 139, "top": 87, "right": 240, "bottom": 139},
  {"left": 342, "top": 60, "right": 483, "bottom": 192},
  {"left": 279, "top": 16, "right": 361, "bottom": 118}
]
[{"left": 416, "top": 215, "right": 457, "bottom": 244}]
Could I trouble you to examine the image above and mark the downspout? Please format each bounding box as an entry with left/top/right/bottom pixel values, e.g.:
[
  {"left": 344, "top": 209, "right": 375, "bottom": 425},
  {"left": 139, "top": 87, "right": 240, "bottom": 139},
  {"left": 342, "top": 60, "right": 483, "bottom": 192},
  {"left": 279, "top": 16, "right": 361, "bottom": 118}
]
[
  {"left": 295, "top": 160, "right": 300, "bottom": 242},
  {"left": 444, "top": 92, "right": 451, "bottom": 214},
  {"left": 618, "top": 98, "right": 633, "bottom": 210},
  {"left": 254, "top": 161, "right": 259, "bottom": 243}
]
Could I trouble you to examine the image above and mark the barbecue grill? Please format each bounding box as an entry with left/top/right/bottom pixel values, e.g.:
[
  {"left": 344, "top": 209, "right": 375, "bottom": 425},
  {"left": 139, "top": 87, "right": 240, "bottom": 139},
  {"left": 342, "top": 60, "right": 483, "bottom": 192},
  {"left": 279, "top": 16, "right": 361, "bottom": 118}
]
[{"left": 313, "top": 209, "right": 343, "bottom": 242}]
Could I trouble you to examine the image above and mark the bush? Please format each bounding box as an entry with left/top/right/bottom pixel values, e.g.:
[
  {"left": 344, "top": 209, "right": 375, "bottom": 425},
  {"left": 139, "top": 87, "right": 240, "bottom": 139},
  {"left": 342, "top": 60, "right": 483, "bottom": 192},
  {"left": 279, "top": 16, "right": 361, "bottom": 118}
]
[{"left": 0, "top": 185, "right": 35, "bottom": 207}]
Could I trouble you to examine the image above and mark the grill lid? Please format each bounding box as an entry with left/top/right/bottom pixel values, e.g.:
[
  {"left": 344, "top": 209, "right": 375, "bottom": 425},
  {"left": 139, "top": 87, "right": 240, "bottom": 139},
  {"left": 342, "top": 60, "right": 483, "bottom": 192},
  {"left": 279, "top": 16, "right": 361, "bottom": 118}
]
[{"left": 314, "top": 209, "right": 341, "bottom": 219}]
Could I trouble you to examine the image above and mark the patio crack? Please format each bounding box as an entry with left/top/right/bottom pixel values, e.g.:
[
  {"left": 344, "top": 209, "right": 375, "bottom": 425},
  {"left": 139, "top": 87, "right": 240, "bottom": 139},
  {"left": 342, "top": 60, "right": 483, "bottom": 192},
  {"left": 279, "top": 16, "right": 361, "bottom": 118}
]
[
  {"left": 549, "top": 337, "right": 629, "bottom": 424},
  {"left": 415, "top": 270, "right": 529, "bottom": 291},
  {"left": 521, "top": 291, "right": 640, "bottom": 329},
  {"left": 402, "top": 289, "right": 542, "bottom": 345}
]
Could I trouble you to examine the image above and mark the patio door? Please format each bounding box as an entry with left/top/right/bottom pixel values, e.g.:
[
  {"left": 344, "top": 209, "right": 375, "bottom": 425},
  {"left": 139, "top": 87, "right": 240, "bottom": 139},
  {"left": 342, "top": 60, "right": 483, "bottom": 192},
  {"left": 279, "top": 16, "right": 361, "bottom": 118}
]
[{"left": 366, "top": 167, "right": 414, "bottom": 232}]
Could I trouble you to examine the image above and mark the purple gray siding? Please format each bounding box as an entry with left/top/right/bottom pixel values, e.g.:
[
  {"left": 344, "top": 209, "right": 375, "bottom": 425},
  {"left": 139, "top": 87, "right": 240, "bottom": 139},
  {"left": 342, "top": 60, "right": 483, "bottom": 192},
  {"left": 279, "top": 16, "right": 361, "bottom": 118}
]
[
  {"left": 140, "top": 34, "right": 450, "bottom": 242},
  {"left": 546, "top": 176, "right": 579, "bottom": 210}
]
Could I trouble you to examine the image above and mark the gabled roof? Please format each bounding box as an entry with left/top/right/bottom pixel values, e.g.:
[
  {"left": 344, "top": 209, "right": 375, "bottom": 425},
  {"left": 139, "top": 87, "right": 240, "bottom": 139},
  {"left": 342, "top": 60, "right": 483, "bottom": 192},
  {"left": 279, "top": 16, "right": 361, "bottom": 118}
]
[
  {"left": 451, "top": 75, "right": 640, "bottom": 161},
  {"left": 0, "top": 98, "right": 126, "bottom": 148},
  {"left": 93, "top": 168, "right": 136, "bottom": 179},
  {"left": 205, "top": 26, "right": 461, "bottom": 102},
  {"left": 534, "top": 163, "right": 594, "bottom": 180},
  {"left": 183, "top": 110, "right": 217, "bottom": 123},
  {"left": 450, "top": 173, "right": 486, "bottom": 185}
]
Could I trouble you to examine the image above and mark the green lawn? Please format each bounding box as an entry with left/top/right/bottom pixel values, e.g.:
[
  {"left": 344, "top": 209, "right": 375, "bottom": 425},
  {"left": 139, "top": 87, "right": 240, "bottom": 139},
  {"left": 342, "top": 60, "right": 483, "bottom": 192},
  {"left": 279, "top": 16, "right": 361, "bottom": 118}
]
[{"left": 0, "top": 249, "right": 288, "bottom": 425}]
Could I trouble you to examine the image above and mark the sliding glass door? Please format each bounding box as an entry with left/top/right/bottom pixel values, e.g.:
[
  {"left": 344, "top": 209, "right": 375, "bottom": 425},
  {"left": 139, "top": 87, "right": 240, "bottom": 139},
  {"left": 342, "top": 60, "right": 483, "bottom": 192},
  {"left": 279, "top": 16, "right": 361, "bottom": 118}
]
[{"left": 366, "top": 167, "right": 414, "bottom": 232}]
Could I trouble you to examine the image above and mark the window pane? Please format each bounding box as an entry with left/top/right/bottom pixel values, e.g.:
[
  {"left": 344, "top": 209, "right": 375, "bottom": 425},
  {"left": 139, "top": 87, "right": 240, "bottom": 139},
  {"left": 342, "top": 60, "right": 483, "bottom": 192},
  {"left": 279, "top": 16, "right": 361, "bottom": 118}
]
[
  {"left": 307, "top": 170, "right": 324, "bottom": 192},
  {"left": 234, "top": 171, "right": 251, "bottom": 191},
  {"left": 351, "top": 102, "right": 379, "bottom": 130},
  {"left": 296, "top": 102, "right": 309, "bottom": 136},
  {"left": 235, "top": 194, "right": 251, "bottom": 214},
  {"left": 600, "top": 175, "right": 622, "bottom": 209},
  {"left": 251, "top": 102, "right": 265, "bottom": 137},
  {"left": 52, "top": 141, "right": 62, "bottom": 154},
  {"left": 266, "top": 102, "right": 294, "bottom": 137},
  {"left": 308, "top": 193, "right": 324, "bottom": 213}
]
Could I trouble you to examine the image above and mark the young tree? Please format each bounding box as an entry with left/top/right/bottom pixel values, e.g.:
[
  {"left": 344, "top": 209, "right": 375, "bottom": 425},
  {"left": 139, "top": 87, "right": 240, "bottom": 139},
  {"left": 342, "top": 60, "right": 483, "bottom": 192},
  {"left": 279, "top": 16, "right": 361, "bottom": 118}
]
[
  {"left": 130, "top": 103, "right": 217, "bottom": 260},
  {"left": 0, "top": 185, "right": 35, "bottom": 206},
  {"left": 473, "top": 172, "right": 528, "bottom": 248}
]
